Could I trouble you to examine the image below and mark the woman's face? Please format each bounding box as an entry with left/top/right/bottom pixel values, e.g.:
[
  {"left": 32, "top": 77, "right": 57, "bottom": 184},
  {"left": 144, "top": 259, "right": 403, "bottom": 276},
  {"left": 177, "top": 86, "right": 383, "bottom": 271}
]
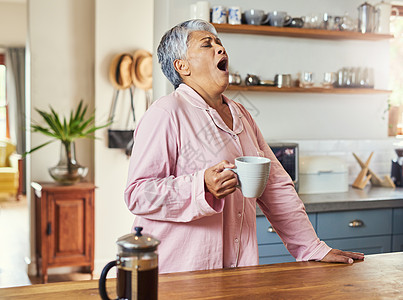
[{"left": 181, "top": 30, "right": 229, "bottom": 92}]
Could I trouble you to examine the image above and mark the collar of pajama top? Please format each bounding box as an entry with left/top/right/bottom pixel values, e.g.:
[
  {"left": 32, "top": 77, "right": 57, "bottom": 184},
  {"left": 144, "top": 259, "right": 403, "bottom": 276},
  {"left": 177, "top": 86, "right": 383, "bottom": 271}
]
[{"left": 176, "top": 83, "right": 244, "bottom": 135}]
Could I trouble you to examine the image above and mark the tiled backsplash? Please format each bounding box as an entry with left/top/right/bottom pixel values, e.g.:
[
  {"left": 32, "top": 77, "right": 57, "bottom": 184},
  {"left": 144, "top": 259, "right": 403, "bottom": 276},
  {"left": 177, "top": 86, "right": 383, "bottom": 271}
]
[{"left": 268, "top": 139, "right": 403, "bottom": 184}]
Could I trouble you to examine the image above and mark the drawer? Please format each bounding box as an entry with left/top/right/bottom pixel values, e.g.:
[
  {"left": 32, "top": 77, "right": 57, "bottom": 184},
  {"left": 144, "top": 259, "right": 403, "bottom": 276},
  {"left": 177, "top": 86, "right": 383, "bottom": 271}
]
[
  {"left": 258, "top": 243, "right": 289, "bottom": 257},
  {"left": 392, "top": 234, "right": 403, "bottom": 252},
  {"left": 317, "top": 209, "right": 392, "bottom": 239},
  {"left": 257, "top": 213, "right": 316, "bottom": 245},
  {"left": 324, "top": 236, "right": 392, "bottom": 255},
  {"left": 393, "top": 208, "right": 403, "bottom": 234},
  {"left": 259, "top": 255, "right": 295, "bottom": 265}
]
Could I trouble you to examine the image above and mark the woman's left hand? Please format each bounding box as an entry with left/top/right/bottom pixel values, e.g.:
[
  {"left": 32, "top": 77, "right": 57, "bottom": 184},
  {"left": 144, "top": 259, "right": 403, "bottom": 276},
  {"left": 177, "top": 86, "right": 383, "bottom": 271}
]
[{"left": 320, "top": 249, "right": 365, "bottom": 264}]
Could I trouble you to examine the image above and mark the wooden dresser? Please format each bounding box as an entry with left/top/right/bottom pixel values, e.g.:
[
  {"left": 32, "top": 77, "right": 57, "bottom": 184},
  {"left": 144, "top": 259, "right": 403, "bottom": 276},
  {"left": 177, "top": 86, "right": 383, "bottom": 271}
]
[{"left": 31, "top": 182, "right": 95, "bottom": 283}]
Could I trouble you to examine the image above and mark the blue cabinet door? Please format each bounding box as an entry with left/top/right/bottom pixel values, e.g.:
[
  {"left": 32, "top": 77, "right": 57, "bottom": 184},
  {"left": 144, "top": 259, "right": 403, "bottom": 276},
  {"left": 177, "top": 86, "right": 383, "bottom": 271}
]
[
  {"left": 257, "top": 213, "right": 316, "bottom": 245},
  {"left": 259, "top": 255, "right": 295, "bottom": 265},
  {"left": 392, "top": 234, "right": 403, "bottom": 252},
  {"left": 258, "top": 244, "right": 295, "bottom": 264},
  {"left": 317, "top": 209, "right": 392, "bottom": 239},
  {"left": 393, "top": 208, "right": 403, "bottom": 234},
  {"left": 257, "top": 213, "right": 315, "bottom": 264},
  {"left": 323, "top": 236, "right": 392, "bottom": 254}
]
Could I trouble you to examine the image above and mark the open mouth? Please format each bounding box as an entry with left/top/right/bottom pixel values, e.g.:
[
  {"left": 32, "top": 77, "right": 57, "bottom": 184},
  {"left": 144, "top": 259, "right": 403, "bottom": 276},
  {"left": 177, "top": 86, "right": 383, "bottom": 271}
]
[{"left": 217, "top": 57, "right": 228, "bottom": 72}]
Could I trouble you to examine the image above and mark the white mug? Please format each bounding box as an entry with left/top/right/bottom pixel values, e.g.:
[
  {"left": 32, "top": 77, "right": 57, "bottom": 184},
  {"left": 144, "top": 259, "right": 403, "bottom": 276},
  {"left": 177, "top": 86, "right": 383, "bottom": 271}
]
[
  {"left": 244, "top": 9, "right": 270, "bottom": 25},
  {"left": 196, "top": 1, "right": 210, "bottom": 22},
  {"left": 212, "top": 5, "right": 227, "bottom": 24},
  {"left": 228, "top": 6, "right": 241, "bottom": 25},
  {"left": 268, "top": 11, "right": 292, "bottom": 27},
  {"left": 226, "top": 156, "right": 271, "bottom": 198},
  {"left": 190, "top": 4, "right": 198, "bottom": 19}
]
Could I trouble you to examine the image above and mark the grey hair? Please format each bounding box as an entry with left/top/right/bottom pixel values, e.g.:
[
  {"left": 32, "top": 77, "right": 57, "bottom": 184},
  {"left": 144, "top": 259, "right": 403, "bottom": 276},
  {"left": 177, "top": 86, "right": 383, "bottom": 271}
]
[{"left": 157, "top": 19, "right": 218, "bottom": 89}]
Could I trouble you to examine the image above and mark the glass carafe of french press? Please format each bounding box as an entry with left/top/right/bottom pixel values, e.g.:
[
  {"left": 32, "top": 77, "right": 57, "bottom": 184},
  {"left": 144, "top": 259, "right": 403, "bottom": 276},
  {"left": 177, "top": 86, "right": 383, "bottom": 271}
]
[{"left": 99, "top": 227, "right": 160, "bottom": 300}]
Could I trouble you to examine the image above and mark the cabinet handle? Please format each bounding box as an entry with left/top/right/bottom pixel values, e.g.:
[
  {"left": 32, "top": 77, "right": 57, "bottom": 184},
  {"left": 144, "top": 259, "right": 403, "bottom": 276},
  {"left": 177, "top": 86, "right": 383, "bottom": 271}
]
[
  {"left": 348, "top": 220, "right": 364, "bottom": 228},
  {"left": 267, "top": 226, "right": 276, "bottom": 233},
  {"left": 46, "top": 222, "right": 52, "bottom": 235}
]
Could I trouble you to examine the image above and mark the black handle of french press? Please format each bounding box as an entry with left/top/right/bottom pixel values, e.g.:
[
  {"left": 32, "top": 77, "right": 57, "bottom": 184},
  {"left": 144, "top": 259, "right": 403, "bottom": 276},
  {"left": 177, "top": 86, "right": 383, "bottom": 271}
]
[{"left": 99, "top": 260, "right": 117, "bottom": 300}]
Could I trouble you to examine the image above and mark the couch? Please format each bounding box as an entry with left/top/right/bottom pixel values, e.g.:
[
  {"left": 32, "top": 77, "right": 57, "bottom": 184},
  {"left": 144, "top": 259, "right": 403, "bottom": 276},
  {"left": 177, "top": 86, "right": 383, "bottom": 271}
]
[{"left": 0, "top": 138, "right": 20, "bottom": 199}]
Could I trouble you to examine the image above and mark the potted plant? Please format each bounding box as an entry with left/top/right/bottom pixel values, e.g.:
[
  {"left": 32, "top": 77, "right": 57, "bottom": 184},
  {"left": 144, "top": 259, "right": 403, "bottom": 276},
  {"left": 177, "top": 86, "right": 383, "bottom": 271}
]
[{"left": 25, "top": 100, "right": 110, "bottom": 185}]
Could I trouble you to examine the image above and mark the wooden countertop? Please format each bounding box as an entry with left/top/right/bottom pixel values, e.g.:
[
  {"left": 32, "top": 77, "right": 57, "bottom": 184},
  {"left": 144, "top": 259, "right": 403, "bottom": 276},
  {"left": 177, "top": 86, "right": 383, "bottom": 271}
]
[{"left": 1, "top": 252, "right": 402, "bottom": 299}]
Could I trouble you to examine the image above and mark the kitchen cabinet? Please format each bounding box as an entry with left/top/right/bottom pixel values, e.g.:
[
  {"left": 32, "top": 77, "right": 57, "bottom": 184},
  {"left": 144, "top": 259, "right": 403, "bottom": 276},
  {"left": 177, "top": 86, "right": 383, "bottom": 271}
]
[
  {"left": 257, "top": 213, "right": 316, "bottom": 264},
  {"left": 257, "top": 207, "right": 403, "bottom": 264},
  {"left": 214, "top": 23, "right": 392, "bottom": 95},
  {"left": 32, "top": 182, "right": 95, "bottom": 283},
  {"left": 392, "top": 208, "right": 403, "bottom": 251},
  {"left": 316, "top": 209, "right": 392, "bottom": 254}
]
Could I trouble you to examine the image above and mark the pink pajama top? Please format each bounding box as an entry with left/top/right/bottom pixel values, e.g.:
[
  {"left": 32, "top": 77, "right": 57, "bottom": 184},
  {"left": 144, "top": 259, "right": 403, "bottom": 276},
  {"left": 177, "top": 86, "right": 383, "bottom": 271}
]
[{"left": 124, "top": 84, "right": 331, "bottom": 274}]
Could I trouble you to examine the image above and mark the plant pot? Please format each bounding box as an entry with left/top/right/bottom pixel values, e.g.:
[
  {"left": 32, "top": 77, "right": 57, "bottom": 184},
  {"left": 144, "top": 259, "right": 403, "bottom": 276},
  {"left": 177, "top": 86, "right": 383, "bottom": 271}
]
[{"left": 48, "top": 141, "right": 88, "bottom": 185}]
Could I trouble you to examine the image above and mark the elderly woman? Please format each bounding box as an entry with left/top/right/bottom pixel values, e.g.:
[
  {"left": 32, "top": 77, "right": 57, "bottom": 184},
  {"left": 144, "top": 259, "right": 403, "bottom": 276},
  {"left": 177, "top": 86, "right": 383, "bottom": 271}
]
[{"left": 124, "top": 19, "right": 364, "bottom": 274}]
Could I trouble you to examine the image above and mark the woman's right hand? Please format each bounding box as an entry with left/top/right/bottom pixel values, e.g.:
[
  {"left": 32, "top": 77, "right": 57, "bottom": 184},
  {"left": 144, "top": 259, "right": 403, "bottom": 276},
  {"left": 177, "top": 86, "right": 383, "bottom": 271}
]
[{"left": 204, "top": 160, "right": 238, "bottom": 199}]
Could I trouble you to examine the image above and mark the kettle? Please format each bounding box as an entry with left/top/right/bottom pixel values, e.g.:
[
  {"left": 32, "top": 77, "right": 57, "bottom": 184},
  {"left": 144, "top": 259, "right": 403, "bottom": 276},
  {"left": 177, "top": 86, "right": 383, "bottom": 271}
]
[
  {"left": 375, "top": 0, "right": 399, "bottom": 34},
  {"left": 99, "top": 227, "right": 160, "bottom": 300},
  {"left": 358, "top": 2, "right": 376, "bottom": 33}
]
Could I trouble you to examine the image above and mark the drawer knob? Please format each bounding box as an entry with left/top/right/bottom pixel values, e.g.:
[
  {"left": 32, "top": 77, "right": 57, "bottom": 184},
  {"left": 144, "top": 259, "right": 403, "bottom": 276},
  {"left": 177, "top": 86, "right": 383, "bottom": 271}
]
[
  {"left": 348, "top": 219, "right": 364, "bottom": 228},
  {"left": 267, "top": 226, "right": 276, "bottom": 233}
]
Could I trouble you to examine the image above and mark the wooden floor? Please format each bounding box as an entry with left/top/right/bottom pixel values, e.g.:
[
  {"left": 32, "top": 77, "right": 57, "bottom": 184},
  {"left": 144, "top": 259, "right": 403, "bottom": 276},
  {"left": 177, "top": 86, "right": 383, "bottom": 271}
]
[{"left": 0, "top": 196, "right": 92, "bottom": 288}]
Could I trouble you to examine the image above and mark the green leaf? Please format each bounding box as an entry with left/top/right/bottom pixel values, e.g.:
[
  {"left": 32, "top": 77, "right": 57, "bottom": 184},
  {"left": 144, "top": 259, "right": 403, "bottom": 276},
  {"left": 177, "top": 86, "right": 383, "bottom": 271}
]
[
  {"left": 22, "top": 140, "right": 56, "bottom": 157},
  {"left": 31, "top": 125, "right": 59, "bottom": 138},
  {"left": 27, "top": 100, "right": 111, "bottom": 156},
  {"left": 74, "top": 100, "right": 84, "bottom": 121},
  {"left": 36, "top": 109, "right": 59, "bottom": 136}
]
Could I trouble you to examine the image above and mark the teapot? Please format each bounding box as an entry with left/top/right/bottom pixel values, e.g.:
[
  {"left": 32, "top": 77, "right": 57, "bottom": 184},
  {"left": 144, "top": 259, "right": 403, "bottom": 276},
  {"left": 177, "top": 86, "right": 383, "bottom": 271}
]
[
  {"left": 375, "top": 0, "right": 399, "bottom": 34},
  {"left": 358, "top": 2, "right": 376, "bottom": 33},
  {"left": 99, "top": 227, "right": 160, "bottom": 300}
]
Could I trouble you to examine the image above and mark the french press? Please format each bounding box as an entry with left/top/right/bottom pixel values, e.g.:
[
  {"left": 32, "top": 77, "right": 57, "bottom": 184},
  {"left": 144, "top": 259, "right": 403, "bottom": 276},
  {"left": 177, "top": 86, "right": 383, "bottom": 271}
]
[{"left": 99, "top": 227, "right": 160, "bottom": 300}]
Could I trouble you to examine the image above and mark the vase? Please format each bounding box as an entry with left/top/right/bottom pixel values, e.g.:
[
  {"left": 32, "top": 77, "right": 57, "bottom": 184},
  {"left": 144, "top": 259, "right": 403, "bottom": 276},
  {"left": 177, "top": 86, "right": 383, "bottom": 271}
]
[
  {"left": 388, "top": 105, "right": 400, "bottom": 137},
  {"left": 48, "top": 141, "right": 88, "bottom": 185}
]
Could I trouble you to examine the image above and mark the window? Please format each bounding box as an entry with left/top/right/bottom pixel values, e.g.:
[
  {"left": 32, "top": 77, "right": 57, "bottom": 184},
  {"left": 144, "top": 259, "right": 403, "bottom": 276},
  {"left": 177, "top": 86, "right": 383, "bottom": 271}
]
[{"left": 0, "top": 54, "right": 7, "bottom": 138}]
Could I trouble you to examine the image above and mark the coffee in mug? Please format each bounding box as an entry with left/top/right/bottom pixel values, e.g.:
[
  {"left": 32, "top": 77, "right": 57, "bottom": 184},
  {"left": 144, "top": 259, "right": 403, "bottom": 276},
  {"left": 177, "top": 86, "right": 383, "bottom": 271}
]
[{"left": 226, "top": 156, "right": 271, "bottom": 198}]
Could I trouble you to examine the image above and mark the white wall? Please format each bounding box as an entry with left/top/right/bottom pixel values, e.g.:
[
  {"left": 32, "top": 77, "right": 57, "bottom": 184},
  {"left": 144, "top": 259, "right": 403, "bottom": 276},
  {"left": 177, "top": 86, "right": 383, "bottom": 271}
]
[
  {"left": 27, "top": 0, "right": 96, "bottom": 272},
  {"left": 153, "top": 0, "right": 390, "bottom": 140},
  {"left": 27, "top": 0, "right": 153, "bottom": 275},
  {"left": 94, "top": 0, "right": 154, "bottom": 273},
  {"left": 26, "top": 0, "right": 154, "bottom": 276},
  {"left": 28, "top": 0, "right": 95, "bottom": 182},
  {"left": 0, "top": 1, "right": 27, "bottom": 47}
]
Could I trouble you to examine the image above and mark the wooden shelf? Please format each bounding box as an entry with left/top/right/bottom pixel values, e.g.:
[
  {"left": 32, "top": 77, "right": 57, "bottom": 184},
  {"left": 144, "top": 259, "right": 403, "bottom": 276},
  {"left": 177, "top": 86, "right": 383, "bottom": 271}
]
[
  {"left": 226, "top": 85, "right": 391, "bottom": 94},
  {"left": 213, "top": 23, "right": 394, "bottom": 41}
]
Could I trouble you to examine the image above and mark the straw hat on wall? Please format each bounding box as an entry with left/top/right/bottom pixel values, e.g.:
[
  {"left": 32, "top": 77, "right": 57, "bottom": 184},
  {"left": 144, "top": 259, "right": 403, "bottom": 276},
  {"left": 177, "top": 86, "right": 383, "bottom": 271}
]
[
  {"left": 131, "top": 49, "right": 152, "bottom": 90},
  {"left": 109, "top": 53, "right": 133, "bottom": 90}
]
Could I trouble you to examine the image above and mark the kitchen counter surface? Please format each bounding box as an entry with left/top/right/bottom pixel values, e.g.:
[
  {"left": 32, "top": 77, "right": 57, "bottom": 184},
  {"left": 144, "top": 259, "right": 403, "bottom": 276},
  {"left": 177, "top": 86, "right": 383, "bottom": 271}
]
[
  {"left": 0, "top": 252, "right": 402, "bottom": 299},
  {"left": 257, "top": 186, "right": 403, "bottom": 215}
]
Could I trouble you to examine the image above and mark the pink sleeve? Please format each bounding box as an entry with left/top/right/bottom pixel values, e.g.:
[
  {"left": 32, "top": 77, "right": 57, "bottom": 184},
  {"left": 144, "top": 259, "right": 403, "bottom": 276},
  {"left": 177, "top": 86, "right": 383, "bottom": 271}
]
[
  {"left": 241, "top": 107, "right": 332, "bottom": 261},
  {"left": 124, "top": 106, "right": 224, "bottom": 223}
]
